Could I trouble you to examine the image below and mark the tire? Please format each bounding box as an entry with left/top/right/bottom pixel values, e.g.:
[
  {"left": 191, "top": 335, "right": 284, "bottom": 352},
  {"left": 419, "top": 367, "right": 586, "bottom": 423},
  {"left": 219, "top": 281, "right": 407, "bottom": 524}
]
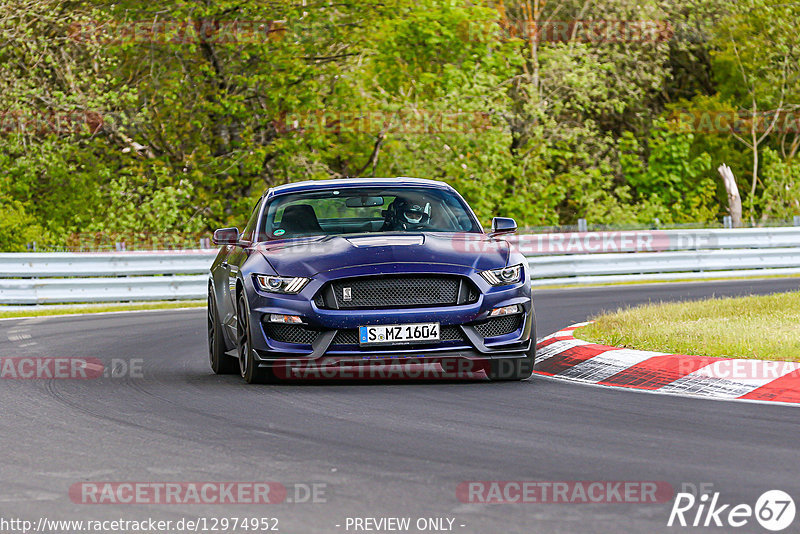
[
  {"left": 236, "top": 292, "right": 272, "bottom": 384},
  {"left": 208, "top": 287, "right": 238, "bottom": 375},
  {"left": 488, "top": 309, "right": 536, "bottom": 381}
]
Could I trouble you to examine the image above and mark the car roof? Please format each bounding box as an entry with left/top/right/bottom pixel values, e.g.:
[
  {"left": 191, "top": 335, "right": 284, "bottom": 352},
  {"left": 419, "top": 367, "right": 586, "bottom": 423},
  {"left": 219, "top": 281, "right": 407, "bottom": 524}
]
[{"left": 266, "top": 177, "right": 454, "bottom": 197}]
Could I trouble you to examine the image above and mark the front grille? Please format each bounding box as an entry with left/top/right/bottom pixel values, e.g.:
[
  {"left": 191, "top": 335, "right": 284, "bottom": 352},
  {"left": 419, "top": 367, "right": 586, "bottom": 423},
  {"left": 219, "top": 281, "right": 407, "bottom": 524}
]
[
  {"left": 332, "top": 329, "right": 360, "bottom": 345},
  {"left": 440, "top": 326, "right": 467, "bottom": 341},
  {"left": 263, "top": 323, "right": 320, "bottom": 345},
  {"left": 474, "top": 314, "right": 523, "bottom": 338},
  {"left": 318, "top": 276, "right": 478, "bottom": 309},
  {"left": 332, "top": 325, "right": 466, "bottom": 346},
  {"left": 332, "top": 276, "right": 458, "bottom": 308}
]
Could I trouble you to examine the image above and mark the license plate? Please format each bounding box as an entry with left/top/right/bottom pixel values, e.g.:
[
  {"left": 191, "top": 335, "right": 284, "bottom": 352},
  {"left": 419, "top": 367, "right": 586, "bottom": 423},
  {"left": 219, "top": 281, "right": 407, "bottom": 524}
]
[{"left": 359, "top": 323, "right": 440, "bottom": 345}]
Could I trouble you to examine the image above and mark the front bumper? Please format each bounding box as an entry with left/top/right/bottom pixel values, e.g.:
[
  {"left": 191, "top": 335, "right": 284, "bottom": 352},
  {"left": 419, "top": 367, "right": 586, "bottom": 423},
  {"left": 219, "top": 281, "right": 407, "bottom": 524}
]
[{"left": 245, "top": 263, "right": 533, "bottom": 364}]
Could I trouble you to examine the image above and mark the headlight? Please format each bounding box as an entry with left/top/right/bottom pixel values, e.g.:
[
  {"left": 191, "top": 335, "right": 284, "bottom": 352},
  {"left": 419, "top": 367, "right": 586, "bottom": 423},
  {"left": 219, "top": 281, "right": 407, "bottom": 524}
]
[
  {"left": 254, "top": 275, "right": 310, "bottom": 294},
  {"left": 480, "top": 264, "right": 523, "bottom": 286}
]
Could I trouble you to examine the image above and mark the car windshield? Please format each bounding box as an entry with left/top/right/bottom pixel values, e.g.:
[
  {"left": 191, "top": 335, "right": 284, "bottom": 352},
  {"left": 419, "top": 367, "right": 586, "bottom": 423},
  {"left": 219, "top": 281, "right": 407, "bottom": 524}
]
[{"left": 259, "top": 186, "right": 480, "bottom": 240}]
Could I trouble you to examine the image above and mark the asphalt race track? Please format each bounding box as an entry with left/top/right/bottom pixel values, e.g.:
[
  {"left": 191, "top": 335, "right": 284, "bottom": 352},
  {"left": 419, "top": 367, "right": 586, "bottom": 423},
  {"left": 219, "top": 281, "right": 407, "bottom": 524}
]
[{"left": 1, "top": 278, "right": 798, "bottom": 534}]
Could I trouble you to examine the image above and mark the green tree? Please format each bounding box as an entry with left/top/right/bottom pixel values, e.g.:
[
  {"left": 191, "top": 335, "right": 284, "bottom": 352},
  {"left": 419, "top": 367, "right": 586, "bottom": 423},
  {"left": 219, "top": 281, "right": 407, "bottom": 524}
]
[{"left": 619, "top": 118, "right": 715, "bottom": 223}]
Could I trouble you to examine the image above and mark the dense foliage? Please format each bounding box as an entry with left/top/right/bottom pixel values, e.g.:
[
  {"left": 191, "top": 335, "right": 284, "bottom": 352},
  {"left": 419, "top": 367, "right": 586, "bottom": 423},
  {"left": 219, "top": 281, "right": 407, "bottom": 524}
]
[{"left": 1, "top": 0, "right": 798, "bottom": 250}]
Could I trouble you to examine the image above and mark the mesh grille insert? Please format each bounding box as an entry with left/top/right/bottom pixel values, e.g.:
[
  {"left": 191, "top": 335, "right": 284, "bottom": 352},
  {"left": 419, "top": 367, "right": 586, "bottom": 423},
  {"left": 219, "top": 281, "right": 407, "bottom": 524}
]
[
  {"left": 325, "top": 276, "right": 464, "bottom": 309},
  {"left": 474, "top": 314, "right": 523, "bottom": 338},
  {"left": 263, "top": 323, "right": 320, "bottom": 345}
]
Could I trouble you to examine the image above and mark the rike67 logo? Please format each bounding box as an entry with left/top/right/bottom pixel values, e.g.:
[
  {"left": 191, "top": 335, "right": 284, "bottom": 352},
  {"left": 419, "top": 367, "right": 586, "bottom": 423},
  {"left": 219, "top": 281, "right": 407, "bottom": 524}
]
[{"left": 668, "top": 487, "right": 796, "bottom": 531}]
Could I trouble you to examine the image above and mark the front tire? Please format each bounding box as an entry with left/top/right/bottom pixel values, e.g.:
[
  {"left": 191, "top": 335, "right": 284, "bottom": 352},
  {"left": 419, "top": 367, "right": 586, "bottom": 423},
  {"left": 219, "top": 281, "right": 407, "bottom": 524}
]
[
  {"left": 208, "top": 288, "right": 238, "bottom": 375},
  {"left": 236, "top": 293, "right": 272, "bottom": 384}
]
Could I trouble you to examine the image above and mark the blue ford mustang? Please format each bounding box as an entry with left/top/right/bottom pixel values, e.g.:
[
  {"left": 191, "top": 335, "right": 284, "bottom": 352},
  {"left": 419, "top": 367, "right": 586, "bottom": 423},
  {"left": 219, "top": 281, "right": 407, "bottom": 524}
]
[{"left": 207, "top": 177, "right": 535, "bottom": 383}]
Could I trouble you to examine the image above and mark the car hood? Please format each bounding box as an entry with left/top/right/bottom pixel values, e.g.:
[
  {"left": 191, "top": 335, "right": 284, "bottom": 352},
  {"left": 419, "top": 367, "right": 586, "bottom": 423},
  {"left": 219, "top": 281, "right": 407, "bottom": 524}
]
[{"left": 255, "top": 233, "right": 509, "bottom": 278}]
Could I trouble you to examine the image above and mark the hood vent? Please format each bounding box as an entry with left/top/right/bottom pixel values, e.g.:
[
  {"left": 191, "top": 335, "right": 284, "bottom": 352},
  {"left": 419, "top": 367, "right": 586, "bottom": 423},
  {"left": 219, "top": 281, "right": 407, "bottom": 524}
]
[{"left": 345, "top": 235, "right": 424, "bottom": 247}]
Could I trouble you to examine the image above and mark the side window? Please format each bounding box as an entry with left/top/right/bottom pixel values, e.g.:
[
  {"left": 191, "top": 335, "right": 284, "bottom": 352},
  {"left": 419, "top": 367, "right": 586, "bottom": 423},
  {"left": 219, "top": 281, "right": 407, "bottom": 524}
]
[{"left": 241, "top": 199, "right": 262, "bottom": 243}]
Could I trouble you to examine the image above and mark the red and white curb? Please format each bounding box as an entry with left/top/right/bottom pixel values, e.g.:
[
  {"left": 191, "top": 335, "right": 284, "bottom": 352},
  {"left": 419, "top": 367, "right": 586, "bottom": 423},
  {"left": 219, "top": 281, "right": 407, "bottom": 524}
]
[{"left": 534, "top": 323, "right": 800, "bottom": 406}]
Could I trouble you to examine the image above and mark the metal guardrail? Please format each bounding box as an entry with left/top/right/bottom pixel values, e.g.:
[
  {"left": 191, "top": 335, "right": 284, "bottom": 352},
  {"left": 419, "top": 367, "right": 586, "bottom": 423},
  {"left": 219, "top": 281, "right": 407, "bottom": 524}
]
[
  {"left": 0, "top": 251, "right": 216, "bottom": 304},
  {"left": 0, "top": 251, "right": 215, "bottom": 277},
  {"left": 0, "top": 275, "right": 209, "bottom": 304},
  {"left": 508, "top": 227, "right": 800, "bottom": 255},
  {"left": 519, "top": 227, "right": 800, "bottom": 285},
  {"left": 528, "top": 248, "right": 800, "bottom": 286},
  {"left": 1, "top": 227, "right": 799, "bottom": 304}
]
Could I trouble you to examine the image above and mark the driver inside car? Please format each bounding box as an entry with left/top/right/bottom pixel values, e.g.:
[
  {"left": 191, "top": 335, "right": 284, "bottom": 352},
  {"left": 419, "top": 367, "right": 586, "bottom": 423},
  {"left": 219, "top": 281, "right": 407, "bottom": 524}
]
[{"left": 381, "top": 197, "right": 433, "bottom": 231}]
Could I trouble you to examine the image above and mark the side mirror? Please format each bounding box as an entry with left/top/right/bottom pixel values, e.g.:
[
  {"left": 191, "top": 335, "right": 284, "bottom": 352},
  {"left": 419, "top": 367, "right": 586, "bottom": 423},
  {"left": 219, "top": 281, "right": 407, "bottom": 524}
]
[
  {"left": 490, "top": 217, "right": 517, "bottom": 236},
  {"left": 212, "top": 227, "right": 240, "bottom": 246}
]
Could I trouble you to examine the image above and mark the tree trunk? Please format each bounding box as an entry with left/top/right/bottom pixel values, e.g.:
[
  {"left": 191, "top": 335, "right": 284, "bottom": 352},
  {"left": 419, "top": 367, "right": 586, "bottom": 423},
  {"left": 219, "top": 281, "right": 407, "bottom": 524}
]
[{"left": 718, "top": 163, "right": 742, "bottom": 228}]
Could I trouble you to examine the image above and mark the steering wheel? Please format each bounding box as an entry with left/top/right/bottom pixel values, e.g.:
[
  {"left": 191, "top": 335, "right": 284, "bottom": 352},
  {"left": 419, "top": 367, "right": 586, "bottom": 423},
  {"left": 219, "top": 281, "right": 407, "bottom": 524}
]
[{"left": 400, "top": 220, "right": 433, "bottom": 231}]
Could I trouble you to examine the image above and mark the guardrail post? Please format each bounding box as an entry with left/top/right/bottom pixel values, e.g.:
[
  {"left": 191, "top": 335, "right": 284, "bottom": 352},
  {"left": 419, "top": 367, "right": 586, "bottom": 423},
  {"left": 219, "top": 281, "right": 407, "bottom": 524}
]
[
  {"left": 723, "top": 215, "right": 732, "bottom": 229},
  {"left": 577, "top": 218, "right": 588, "bottom": 233},
  {"left": 794, "top": 216, "right": 800, "bottom": 227}
]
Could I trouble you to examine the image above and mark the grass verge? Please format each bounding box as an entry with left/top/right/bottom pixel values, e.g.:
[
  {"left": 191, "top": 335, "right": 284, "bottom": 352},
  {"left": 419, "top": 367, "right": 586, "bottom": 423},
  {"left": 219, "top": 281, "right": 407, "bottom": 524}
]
[
  {"left": 574, "top": 291, "right": 800, "bottom": 362},
  {"left": 0, "top": 300, "right": 205, "bottom": 319},
  {"left": 533, "top": 273, "right": 800, "bottom": 291}
]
